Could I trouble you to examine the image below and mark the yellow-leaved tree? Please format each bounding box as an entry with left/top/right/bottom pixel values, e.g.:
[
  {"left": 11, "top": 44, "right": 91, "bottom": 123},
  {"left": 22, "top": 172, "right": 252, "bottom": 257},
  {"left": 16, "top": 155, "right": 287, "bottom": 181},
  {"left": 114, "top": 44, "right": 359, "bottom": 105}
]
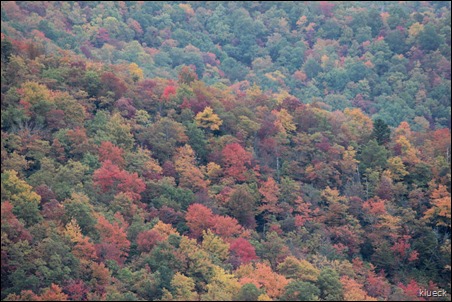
[
  {"left": 202, "top": 230, "right": 230, "bottom": 263},
  {"left": 277, "top": 256, "right": 320, "bottom": 282},
  {"left": 423, "top": 185, "right": 451, "bottom": 228},
  {"left": 1, "top": 170, "right": 41, "bottom": 226},
  {"left": 128, "top": 62, "right": 144, "bottom": 82},
  {"left": 161, "top": 272, "right": 198, "bottom": 301},
  {"left": 174, "top": 144, "right": 210, "bottom": 191},
  {"left": 195, "top": 106, "right": 222, "bottom": 131},
  {"left": 202, "top": 265, "right": 241, "bottom": 301}
]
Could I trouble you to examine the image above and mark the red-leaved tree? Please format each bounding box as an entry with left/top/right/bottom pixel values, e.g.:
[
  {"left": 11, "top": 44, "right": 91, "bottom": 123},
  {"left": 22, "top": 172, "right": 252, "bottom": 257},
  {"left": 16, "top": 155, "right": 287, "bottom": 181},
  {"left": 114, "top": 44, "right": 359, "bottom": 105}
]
[
  {"left": 95, "top": 214, "right": 130, "bottom": 265},
  {"left": 93, "top": 160, "right": 145, "bottom": 201},
  {"left": 229, "top": 237, "right": 257, "bottom": 265},
  {"left": 98, "top": 141, "right": 125, "bottom": 167},
  {"left": 222, "top": 143, "right": 252, "bottom": 182},
  {"left": 185, "top": 203, "right": 214, "bottom": 239}
]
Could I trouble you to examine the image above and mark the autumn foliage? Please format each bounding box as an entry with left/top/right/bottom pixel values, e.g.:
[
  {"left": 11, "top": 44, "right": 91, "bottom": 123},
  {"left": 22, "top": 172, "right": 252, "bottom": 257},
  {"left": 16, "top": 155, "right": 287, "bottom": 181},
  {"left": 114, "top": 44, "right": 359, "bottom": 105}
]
[
  {"left": 93, "top": 160, "right": 145, "bottom": 201},
  {"left": 1, "top": 2, "right": 450, "bottom": 301},
  {"left": 222, "top": 143, "right": 253, "bottom": 182},
  {"left": 95, "top": 214, "right": 130, "bottom": 265}
]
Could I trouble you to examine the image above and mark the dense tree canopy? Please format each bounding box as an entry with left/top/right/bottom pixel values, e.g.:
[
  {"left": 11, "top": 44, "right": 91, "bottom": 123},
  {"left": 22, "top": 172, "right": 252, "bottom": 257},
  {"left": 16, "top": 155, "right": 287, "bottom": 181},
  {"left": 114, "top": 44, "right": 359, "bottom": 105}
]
[{"left": 1, "top": 1, "right": 451, "bottom": 301}]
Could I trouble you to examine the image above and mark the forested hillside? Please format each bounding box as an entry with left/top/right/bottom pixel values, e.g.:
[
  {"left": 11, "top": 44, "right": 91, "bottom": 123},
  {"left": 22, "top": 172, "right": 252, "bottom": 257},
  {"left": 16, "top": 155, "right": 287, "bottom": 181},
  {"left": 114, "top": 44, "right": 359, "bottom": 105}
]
[{"left": 1, "top": 1, "right": 451, "bottom": 301}]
